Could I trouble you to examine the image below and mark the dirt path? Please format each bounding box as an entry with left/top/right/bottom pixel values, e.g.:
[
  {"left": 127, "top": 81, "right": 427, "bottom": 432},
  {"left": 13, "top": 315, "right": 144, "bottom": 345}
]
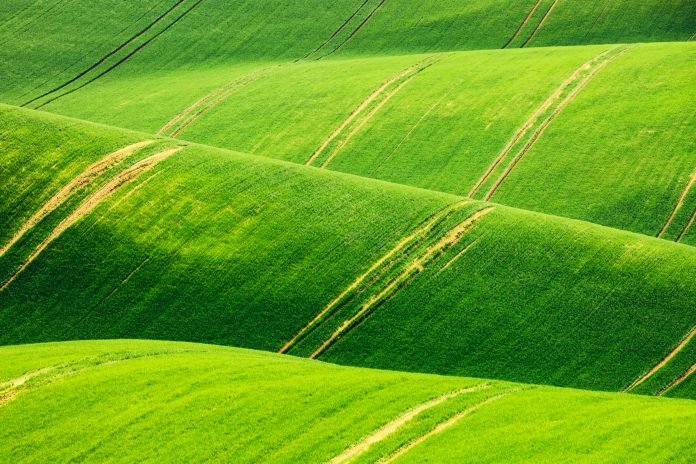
[
  {"left": 34, "top": 0, "right": 204, "bottom": 109},
  {"left": 309, "top": 207, "right": 494, "bottom": 359},
  {"left": 484, "top": 46, "right": 631, "bottom": 200},
  {"left": 305, "top": 56, "right": 434, "bottom": 167},
  {"left": 278, "top": 200, "right": 469, "bottom": 354},
  {"left": 657, "top": 168, "right": 696, "bottom": 238},
  {"left": 502, "top": 0, "right": 544, "bottom": 48},
  {"left": 23, "top": 0, "right": 186, "bottom": 107},
  {"left": 0, "top": 140, "right": 154, "bottom": 258},
  {"left": 382, "top": 390, "right": 517, "bottom": 463},
  {"left": 677, "top": 207, "right": 696, "bottom": 242},
  {"left": 467, "top": 47, "right": 615, "bottom": 198},
  {"left": 329, "top": 384, "right": 489, "bottom": 464},
  {"left": 521, "top": 0, "right": 560, "bottom": 48},
  {"left": 0, "top": 147, "right": 182, "bottom": 292},
  {"left": 658, "top": 362, "right": 696, "bottom": 396},
  {"left": 624, "top": 326, "right": 696, "bottom": 392}
]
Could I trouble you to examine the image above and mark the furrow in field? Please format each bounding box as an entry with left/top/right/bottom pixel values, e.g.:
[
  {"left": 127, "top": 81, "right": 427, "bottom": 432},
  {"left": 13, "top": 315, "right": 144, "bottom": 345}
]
[
  {"left": 33, "top": 0, "right": 204, "bottom": 109},
  {"left": 677, "top": 208, "right": 696, "bottom": 242},
  {"left": 585, "top": 1, "right": 611, "bottom": 39},
  {"left": 0, "top": 140, "right": 154, "bottom": 257},
  {"left": 321, "top": 0, "right": 388, "bottom": 59},
  {"left": 329, "top": 383, "right": 490, "bottom": 464},
  {"left": 309, "top": 207, "right": 494, "bottom": 359},
  {"left": 382, "top": 390, "right": 519, "bottom": 463},
  {"left": 22, "top": 0, "right": 186, "bottom": 107},
  {"left": 502, "top": 0, "right": 544, "bottom": 48},
  {"left": 657, "top": 168, "right": 696, "bottom": 238},
  {"left": 0, "top": 147, "right": 182, "bottom": 292},
  {"left": 299, "top": 0, "right": 371, "bottom": 61},
  {"left": 278, "top": 199, "right": 470, "bottom": 354},
  {"left": 658, "top": 362, "right": 696, "bottom": 396},
  {"left": 484, "top": 45, "right": 631, "bottom": 201},
  {"left": 305, "top": 55, "right": 436, "bottom": 167},
  {"left": 520, "top": 0, "right": 560, "bottom": 48},
  {"left": 0, "top": 0, "right": 70, "bottom": 47},
  {"left": 468, "top": 46, "right": 615, "bottom": 198},
  {"left": 163, "top": 68, "right": 274, "bottom": 137},
  {"left": 624, "top": 326, "right": 696, "bottom": 392}
]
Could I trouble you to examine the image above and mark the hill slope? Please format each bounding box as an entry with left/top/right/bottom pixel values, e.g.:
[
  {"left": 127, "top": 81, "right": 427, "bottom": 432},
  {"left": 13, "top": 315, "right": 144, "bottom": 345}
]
[
  {"left": 2, "top": 340, "right": 696, "bottom": 463},
  {"left": 1, "top": 105, "right": 695, "bottom": 397}
]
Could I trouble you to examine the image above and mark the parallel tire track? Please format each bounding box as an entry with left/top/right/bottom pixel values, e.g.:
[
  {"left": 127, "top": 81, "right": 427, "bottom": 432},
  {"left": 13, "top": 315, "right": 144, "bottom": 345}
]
[
  {"left": 33, "top": 0, "right": 204, "bottom": 109},
  {"left": 657, "top": 168, "right": 696, "bottom": 238},
  {"left": 329, "top": 384, "right": 490, "bottom": 464},
  {"left": 23, "top": 0, "right": 186, "bottom": 107},
  {"left": 0, "top": 140, "right": 155, "bottom": 257},
  {"left": 676, "top": 207, "right": 696, "bottom": 242},
  {"left": 321, "top": 0, "right": 388, "bottom": 59},
  {"left": 624, "top": 326, "right": 696, "bottom": 392},
  {"left": 520, "top": 0, "right": 560, "bottom": 48},
  {"left": 0, "top": 147, "right": 182, "bottom": 292},
  {"left": 299, "top": 0, "right": 371, "bottom": 61},
  {"left": 382, "top": 391, "right": 518, "bottom": 463},
  {"left": 309, "top": 207, "right": 494, "bottom": 359},
  {"left": 484, "top": 46, "right": 631, "bottom": 200},
  {"left": 657, "top": 362, "right": 696, "bottom": 396},
  {"left": 502, "top": 0, "right": 544, "bottom": 48}
]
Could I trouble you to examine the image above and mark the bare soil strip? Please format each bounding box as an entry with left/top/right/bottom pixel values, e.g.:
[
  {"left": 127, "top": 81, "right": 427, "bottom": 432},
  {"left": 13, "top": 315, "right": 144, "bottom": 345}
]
[
  {"left": 658, "top": 362, "right": 696, "bottom": 396},
  {"left": 309, "top": 207, "right": 494, "bottom": 359},
  {"left": 330, "top": 384, "right": 490, "bottom": 464},
  {"left": 657, "top": 168, "right": 696, "bottom": 238},
  {"left": 484, "top": 46, "right": 630, "bottom": 200},
  {"left": 624, "top": 326, "right": 696, "bottom": 392},
  {"left": 0, "top": 367, "right": 56, "bottom": 392},
  {"left": 0, "top": 147, "right": 182, "bottom": 292},
  {"left": 677, "top": 207, "right": 696, "bottom": 242},
  {"left": 521, "top": 0, "right": 560, "bottom": 48},
  {"left": 322, "top": 0, "right": 388, "bottom": 59},
  {"left": 502, "top": 0, "right": 544, "bottom": 48},
  {"left": 278, "top": 200, "right": 470, "bottom": 354},
  {"left": 305, "top": 56, "right": 434, "bottom": 166},
  {"left": 468, "top": 47, "right": 615, "bottom": 198},
  {"left": 382, "top": 391, "right": 516, "bottom": 463},
  {"left": 300, "top": 0, "right": 371, "bottom": 60},
  {"left": 0, "top": 140, "right": 154, "bottom": 257},
  {"left": 23, "top": 0, "right": 186, "bottom": 107},
  {"left": 35, "top": 0, "right": 204, "bottom": 109}
]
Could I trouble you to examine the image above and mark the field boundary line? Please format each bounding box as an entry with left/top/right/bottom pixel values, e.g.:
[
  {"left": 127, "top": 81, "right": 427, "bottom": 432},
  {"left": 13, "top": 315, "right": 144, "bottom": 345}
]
[
  {"left": 34, "top": 0, "right": 204, "bottom": 109},
  {"left": 382, "top": 390, "right": 518, "bottom": 463},
  {"left": 520, "top": 0, "right": 560, "bottom": 48},
  {"left": 299, "top": 0, "right": 371, "bottom": 61},
  {"left": 484, "top": 45, "right": 631, "bottom": 200},
  {"left": 22, "top": 0, "right": 186, "bottom": 107},
  {"left": 657, "top": 168, "right": 696, "bottom": 238},
  {"left": 278, "top": 200, "right": 470, "bottom": 354},
  {"left": 309, "top": 207, "right": 494, "bottom": 359},
  {"left": 502, "top": 0, "right": 543, "bottom": 48},
  {"left": 468, "top": 47, "right": 614, "bottom": 198},
  {"left": 624, "top": 326, "right": 696, "bottom": 392},
  {"left": 676, "top": 207, "right": 696, "bottom": 242},
  {"left": 657, "top": 362, "right": 696, "bottom": 396},
  {"left": 0, "top": 140, "right": 155, "bottom": 257},
  {"left": 0, "top": 147, "right": 182, "bottom": 292},
  {"left": 305, "top": 56, "right": 434, "bottom": 167},
  {"left": 329, "top": 383, "right": 490, "bottom": 464},
  {"left": 322, "top": 0, "right": 388, "bottom": 59}
]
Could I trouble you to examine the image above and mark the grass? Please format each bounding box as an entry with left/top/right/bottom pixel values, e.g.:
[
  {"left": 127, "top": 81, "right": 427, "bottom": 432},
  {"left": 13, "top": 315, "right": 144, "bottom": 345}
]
[
  {"left": 1, "top": 105, "right": 694, "bottom": 399},
  {"left": 1, "top": 340, "right": 696, "bottom": 463}
]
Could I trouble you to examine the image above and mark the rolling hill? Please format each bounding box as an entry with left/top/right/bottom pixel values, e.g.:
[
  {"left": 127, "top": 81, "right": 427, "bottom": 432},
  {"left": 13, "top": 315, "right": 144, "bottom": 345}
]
[
  {"left": 1, "top": 105, "right": 695, "bottom": 399},
  {"left": 1, "top": 340, "right": 696, "bottom": 463}
]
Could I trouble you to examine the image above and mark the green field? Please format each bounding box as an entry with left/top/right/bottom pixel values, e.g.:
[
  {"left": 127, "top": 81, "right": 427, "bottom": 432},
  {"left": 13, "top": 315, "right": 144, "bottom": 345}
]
[
  {"left": 1, "top": 0, "right": 695, "bottom": 461},
  {"left": 2, "top": 340, "right": 696, "bottom": 463}
]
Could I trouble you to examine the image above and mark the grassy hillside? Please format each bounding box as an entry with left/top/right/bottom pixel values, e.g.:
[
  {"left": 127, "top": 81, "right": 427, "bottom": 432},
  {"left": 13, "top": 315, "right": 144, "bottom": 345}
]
[
  {"left": 2, "top": 340, "right": 696, "bottom": 463},
  {"left": 22, "top": 42, "right": 695, "bottom": 242},
  {"left": 1, "top": 105, "right": 695, "bottom": 397}
]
